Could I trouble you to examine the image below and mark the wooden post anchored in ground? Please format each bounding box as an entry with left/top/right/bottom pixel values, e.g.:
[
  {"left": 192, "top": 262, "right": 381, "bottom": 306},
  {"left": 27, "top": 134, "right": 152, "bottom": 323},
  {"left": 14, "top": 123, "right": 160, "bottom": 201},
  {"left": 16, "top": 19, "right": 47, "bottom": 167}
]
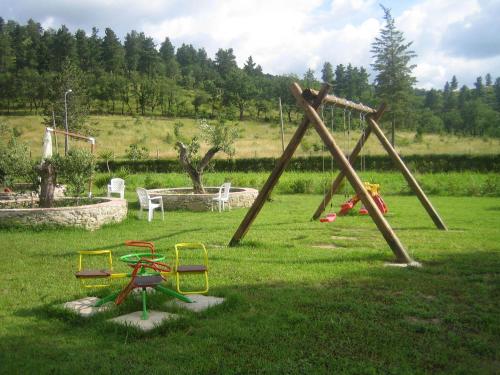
[
  {"left": 229, "top": 85, "right": 331, "bottom": 246},
  {"left": 366, "top": 116, "right": 448, "bottom": 230},
  {"left": 291, "top": 82, "right": 416, "bottom": 264}
]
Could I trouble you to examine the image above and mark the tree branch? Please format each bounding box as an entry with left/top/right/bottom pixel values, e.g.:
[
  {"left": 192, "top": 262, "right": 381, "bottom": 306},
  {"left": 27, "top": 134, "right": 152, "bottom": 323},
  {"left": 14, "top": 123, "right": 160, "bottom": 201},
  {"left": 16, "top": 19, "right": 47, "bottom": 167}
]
[
  {"left": 176, "top": 141, "right": 199, "bottom": 178},
  {"left": 198, "top": 147, "right": 220, "bottom": 172}
]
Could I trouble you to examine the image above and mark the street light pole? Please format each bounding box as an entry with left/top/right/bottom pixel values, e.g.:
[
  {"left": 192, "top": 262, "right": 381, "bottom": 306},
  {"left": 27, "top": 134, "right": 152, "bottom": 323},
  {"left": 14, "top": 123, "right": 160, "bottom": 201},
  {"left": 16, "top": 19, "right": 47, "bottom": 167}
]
[{"left": 64, "top": 89, "right": 73, "bottom": 155}]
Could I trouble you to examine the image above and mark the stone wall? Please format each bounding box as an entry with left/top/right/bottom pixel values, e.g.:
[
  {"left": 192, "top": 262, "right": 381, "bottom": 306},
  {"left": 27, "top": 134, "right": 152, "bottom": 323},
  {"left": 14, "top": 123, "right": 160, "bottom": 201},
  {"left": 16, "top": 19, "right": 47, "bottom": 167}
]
[
  {"left": 148, "top": 187, "right": 258, "bottom": 211},
  {"left": 0, "top": 198, "right": 127, "bottom": 230}
]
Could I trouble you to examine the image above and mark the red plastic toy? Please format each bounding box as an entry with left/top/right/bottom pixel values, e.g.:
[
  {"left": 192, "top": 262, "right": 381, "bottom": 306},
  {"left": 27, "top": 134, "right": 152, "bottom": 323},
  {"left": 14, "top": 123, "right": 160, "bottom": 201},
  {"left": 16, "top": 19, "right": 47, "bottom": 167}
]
[
  {"left": 338, "top": 182, "right": 388, "bottom": 216},
  {"left": 320, "top": 213, "right": 337, "bottom": 222}
]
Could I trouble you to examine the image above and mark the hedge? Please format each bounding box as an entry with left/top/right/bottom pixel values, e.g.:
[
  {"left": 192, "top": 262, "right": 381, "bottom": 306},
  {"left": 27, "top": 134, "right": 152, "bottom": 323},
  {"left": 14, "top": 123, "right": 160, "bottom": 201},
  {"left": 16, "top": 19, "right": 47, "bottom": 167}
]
[{"left": 98, "top": 154, "right": 500, "bottom": 174}]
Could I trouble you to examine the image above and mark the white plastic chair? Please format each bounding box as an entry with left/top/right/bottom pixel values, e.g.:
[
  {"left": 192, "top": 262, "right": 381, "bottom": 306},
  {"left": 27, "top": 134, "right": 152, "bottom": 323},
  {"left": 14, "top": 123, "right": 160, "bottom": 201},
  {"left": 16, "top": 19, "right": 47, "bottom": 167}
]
[
  {"left": 212, "top": 182, "right": 231, "bottom": 212},
  {"left": 107, "top": 178, "right": 125, "bottom": 199},
  {"left": 136, "top": 188, "right": 164, "bottom": 222}
]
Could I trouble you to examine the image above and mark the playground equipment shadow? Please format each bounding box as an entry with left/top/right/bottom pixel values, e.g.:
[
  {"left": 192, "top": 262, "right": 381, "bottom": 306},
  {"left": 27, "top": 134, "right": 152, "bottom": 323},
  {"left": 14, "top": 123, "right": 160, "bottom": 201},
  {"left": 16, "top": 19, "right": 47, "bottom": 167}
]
[{"left": 4, "top": 249, "right": 498, "bottom": 374}]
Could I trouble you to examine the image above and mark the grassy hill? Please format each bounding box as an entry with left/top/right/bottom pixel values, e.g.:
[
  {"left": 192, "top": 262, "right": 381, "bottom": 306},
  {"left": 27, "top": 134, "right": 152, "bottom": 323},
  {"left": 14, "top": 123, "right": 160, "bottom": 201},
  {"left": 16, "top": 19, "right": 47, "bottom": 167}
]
[{"left": 2, "top": 115, "right": 500, "bottom": 159}]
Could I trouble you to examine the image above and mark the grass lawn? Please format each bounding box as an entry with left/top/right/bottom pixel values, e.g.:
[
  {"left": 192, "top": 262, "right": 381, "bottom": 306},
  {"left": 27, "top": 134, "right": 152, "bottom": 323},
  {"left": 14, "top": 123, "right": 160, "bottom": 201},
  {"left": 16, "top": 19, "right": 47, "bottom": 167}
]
[
  {"left": 0, "top": 193, "right": 499, "bottom": 374},
  {"left": 3, "top": 114, "right": 500, "bottom": 158}
]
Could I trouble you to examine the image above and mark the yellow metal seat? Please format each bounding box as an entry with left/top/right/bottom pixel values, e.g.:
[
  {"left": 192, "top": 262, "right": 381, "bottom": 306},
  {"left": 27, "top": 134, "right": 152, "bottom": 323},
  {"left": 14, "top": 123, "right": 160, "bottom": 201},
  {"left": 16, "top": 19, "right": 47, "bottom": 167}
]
[
  {"left": 76, "top": 250, "right": 113, "bottom": 288},
  {"left": 174, "top": 243, "right": 209, "bottom": 294}
]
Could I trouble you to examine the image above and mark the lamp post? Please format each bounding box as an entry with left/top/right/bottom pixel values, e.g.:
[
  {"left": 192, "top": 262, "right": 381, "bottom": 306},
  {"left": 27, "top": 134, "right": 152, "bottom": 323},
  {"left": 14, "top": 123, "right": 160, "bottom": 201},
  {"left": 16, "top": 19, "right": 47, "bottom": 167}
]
[{"left": 64, "top": 89, "right": 73, "bottom": 155}]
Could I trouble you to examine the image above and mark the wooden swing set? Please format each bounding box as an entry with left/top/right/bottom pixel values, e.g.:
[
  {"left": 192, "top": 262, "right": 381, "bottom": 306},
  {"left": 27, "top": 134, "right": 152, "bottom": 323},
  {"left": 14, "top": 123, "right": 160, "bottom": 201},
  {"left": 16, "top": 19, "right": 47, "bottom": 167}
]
[{"left": 229, "top": 82, "right": 447, "bottom": 265}]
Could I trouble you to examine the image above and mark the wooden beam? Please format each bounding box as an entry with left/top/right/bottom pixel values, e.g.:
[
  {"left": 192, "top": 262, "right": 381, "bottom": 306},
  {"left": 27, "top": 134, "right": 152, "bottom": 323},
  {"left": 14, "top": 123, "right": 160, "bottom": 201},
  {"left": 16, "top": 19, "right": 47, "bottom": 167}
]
[
  {"left": 366, "top": 116, "right": 448, "bottom": 231},
  {"left": 291, "top": 82, "right": 416, "bottom": 264},
  {"left": 229, "top": 85, "right": 331, "bottom": 246},
  {"left": 311, "top": 104, "right": 386, "bottom": 220},
  {"left": 303, "top": 88, "right": 376, "bottom": 114}
]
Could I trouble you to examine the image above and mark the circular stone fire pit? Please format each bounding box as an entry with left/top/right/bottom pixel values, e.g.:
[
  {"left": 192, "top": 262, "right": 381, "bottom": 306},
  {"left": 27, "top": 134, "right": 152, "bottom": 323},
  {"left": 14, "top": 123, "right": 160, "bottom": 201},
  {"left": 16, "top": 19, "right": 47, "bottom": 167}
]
[
  {"left": 0, "top": 197, "right": 127, "bottom": 230},
  {"left": 148, "top": 187, "right": 258, "bottom": 211}
]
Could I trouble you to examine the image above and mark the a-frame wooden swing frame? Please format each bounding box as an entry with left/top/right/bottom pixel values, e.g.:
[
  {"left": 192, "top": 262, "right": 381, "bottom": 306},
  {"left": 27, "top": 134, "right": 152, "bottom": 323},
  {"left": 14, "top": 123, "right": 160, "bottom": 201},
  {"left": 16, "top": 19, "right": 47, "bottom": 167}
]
[{"left": 229, "top": 82, "right": 447, "bottom": 265}]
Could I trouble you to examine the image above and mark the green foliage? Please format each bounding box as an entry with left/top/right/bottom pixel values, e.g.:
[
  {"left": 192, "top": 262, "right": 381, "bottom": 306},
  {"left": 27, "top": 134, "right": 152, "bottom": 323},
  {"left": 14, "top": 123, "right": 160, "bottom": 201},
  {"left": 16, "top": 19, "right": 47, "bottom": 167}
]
[
  {"left": 53, "top": 148, "right": 95, "bottom": 196},
  {"left": 417, "top": 109, "right": 444, "bottom": 133},
  {"left": 42, "top": 59, "right": 90, "bottom": 134},
  {"left": 0, "top": 136, "right": 35, "bottom": 186},
  {"left": 164, "top": 131, "right": 174, "bottom": 144},
  {"left": 0, "top": 17, "right": 500, "bottom": 139},
  {"left": 97, "top": 154, "right": 500, "bottom": 175},
  {"left": 125, "top": 143, "right": 149, "bottom": 161},
  {"left": 199, "top": 118, "right": 239, "bottom": 156},
  {"left": 143, "top": 174, "right": 163, "bottom": 189},
  {"left": 98, "top": 150, "right": 114, "bottom": 173}
]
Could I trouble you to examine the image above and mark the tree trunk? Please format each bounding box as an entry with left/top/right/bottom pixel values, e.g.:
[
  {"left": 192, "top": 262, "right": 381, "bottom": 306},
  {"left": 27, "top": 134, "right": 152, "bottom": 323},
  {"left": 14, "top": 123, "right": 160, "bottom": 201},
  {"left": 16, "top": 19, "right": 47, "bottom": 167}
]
[
  {"left": 39, "top": 161, "right": 56, "bottom": 208},
  {"left": 176, "top": 142, "right": 220, "bottom": 194},
  {"left": 176, "top": 141, "right": 206, "bottom": 194},
  {"left": 239, "top": 103, "right": 244, "bottom": 120}
]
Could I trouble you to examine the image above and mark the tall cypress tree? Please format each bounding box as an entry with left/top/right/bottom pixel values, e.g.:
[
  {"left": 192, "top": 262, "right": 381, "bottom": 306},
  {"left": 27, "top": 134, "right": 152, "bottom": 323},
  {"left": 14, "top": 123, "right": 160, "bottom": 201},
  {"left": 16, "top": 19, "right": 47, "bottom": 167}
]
[{"left": 371, "top": 5, "right": 417, "bottom": 145}]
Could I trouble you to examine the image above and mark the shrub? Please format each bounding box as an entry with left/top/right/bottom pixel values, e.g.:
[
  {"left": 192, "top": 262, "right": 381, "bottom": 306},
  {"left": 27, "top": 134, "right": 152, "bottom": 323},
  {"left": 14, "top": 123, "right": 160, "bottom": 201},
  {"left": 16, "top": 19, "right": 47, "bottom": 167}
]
[
  {"left": 54, "top": 149, "right": 95, "bottom": 197},
  {"left": 0, "top": 136, "right": 36, "bottom": 187},
  {"left": 126, "top": 143, "right": 149, "bottom": 161}
]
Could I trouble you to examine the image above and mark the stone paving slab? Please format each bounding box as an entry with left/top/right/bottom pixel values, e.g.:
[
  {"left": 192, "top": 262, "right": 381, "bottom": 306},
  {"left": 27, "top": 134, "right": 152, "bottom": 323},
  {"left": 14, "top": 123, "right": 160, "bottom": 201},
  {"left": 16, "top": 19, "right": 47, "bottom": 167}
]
[
  {"left": 63, "top": 297, "right": 113, "bottom": 317},
  {"left": 108, "top": 310, "right": 179, "bottom": 331},
  {"left": 168, "top": 294, "right": 225, "bottom": 312}
]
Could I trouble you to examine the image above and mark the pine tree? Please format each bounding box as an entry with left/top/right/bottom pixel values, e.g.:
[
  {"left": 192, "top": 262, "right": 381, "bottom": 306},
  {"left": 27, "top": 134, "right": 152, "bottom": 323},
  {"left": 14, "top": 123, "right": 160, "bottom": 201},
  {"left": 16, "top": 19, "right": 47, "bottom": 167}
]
[
  {"left": 101, "top": 27, "right": 124, "bottom": 73},
  {"left": 494, "top": 77, "right": 500, "bottom": 111},
  {"left": 43, "top": 59, "right": 90, "bottom": 134},
  {"left": 485, "top": 73, "right": 492, "bottom": 86},
  {"left": 371, "top": 5, "right": 417, "bottom": 145},
  {"left": 75, "top": 29, "right": 90, "bottom": 71},
  {"left": 303, "top": 68, "right": 317, "bottom": 88},
  {"left": 215, "top": 48, "right": 237, "bottom": 78},
  {"left": 450, "top": 75, "right": 458, "bottom": 91},
  {"left": 159, "top": 37, "right": 178, "bottom": 78},
  {"left": 0, "top": 17, "right": 15, "bottom": 72},
  {"left": 474, "top": 76, "right": 484, "bottom": 97},
  {"left": 334, "top": 64, "right": 346, "bottom": 96},
  {"left": 124, "top": 30, "right": 141, "bottom": 73},
  {"left": 87, "top": 27, "right": 102, "bottom": 73},
  {"left": 52, "top": 25, "right": 76, "bottom": 70},
  {"left": 321, "top": 62, "right": 334, "bottom": 84}
]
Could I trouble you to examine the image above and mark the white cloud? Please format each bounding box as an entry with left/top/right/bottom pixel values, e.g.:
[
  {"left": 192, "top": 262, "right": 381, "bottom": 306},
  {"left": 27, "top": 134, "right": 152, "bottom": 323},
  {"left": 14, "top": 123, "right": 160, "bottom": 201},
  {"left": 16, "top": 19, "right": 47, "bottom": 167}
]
[
  {"left": 330, "top": 0, "right": 375, "bottom": 16},
  {"left": 394, "top": 0, "right": 499, "bottom": 88}
]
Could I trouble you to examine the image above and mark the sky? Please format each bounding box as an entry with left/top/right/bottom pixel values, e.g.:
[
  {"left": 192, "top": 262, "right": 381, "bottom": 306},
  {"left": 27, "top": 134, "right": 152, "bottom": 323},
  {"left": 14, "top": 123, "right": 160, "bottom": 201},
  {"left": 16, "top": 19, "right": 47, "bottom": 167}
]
[{"left": 1, "top": 0, "right": 499, "bottom": 89}]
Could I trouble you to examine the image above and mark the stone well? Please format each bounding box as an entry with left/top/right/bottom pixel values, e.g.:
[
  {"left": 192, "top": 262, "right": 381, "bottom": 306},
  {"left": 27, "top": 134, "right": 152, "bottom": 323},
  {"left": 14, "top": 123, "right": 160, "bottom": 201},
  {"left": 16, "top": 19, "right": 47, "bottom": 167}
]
[
  {"left": 148, "top": 187, "right": 258, "bottom": 211},
  {"left": 0, "top": 197, "right": 127, "bottom": 230}
]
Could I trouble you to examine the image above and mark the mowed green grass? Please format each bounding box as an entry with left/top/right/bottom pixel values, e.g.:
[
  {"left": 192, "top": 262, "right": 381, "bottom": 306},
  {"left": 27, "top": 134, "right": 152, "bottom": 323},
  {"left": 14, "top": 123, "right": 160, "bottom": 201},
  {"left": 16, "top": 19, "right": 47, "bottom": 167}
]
[
  {"left": 2, "top": 114, "right": 500, "bottom": 158},
  {"left": 0, "top": 194, "right": 499, "bottom": 374}
]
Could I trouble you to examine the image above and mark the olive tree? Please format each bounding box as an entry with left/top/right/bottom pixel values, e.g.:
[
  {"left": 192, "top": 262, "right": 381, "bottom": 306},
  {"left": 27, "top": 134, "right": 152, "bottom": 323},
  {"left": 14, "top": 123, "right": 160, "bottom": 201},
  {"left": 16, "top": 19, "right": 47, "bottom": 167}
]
[{"left": 175, "top": 118, "right": 238, "bottom": 194}]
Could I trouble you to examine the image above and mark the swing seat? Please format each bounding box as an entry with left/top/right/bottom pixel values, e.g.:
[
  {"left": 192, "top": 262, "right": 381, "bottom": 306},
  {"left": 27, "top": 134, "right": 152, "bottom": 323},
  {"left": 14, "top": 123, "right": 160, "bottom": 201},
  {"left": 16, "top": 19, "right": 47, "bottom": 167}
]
[
  {"left": 339, "top": 201, "right": 354, "bottom": 215},
  {"left": 359, "top": 207, "right": 369, "bottom": 215},
  {"left": 320, "top": 213, "right": 336, "bottom": 222},
  {"left": 174, "top": 243, "right": 209, "bottom": 295}
]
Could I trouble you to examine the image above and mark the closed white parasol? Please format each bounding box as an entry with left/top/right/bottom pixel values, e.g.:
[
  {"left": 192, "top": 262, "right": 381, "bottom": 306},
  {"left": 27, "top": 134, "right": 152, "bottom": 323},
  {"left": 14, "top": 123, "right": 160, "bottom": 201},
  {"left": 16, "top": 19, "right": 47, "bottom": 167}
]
[{"left": 42, "top": 128, "right": 53, "bottom": 160}]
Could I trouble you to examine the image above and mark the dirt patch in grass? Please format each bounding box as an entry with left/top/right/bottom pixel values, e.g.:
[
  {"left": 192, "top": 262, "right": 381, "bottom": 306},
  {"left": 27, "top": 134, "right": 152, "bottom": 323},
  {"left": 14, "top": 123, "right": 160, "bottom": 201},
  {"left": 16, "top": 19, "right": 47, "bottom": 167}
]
[
  {"left": 312, "top": 243, "right": 343, "bottom": 249},
  {"left": 331, "top": 235, "right": 358, "bottom": 241},
  {"left": 406, "top": 316, "right": 442, "bottom": 325}
]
